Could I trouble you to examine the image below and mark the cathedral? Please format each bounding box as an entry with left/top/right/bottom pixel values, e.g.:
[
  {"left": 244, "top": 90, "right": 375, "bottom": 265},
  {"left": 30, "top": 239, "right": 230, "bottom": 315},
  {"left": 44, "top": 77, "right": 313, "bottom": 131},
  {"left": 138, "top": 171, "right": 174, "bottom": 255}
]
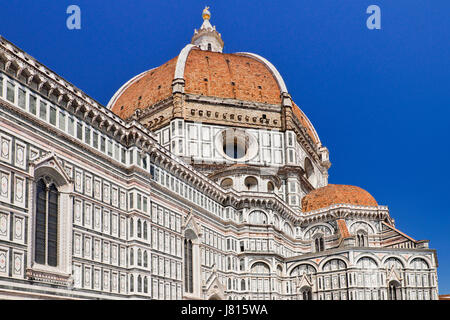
[{"left": 0, "top": 8, "right": 439, "bottom": 300}]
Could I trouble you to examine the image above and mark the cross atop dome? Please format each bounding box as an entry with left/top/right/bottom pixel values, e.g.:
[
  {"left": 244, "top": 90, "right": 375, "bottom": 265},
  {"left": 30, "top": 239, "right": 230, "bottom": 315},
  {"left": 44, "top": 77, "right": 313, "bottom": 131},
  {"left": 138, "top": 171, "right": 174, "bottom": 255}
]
[{"left": 191, "top": 6, "right": 224, "bottom": 52}]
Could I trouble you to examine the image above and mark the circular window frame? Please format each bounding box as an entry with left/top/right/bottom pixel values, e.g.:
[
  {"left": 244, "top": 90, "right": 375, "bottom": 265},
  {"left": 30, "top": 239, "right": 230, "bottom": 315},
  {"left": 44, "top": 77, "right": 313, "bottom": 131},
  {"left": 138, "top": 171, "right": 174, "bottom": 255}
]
[{"left": 215, "top": 128, "right": 258, "bottom": 162}]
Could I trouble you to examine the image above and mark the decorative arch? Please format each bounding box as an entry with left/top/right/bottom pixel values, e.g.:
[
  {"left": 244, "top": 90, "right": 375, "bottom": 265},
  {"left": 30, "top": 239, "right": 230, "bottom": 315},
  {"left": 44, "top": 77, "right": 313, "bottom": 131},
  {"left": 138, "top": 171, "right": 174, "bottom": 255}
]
[
  {"left": 250, "top": 261, "right": 271, "bottom": 274},
  {"left": 354, "top": 252, "right": 381, "bottom": 267},
  {"left": 349, "top": 220, "right": 375, "bottom": 234},
  {"left": 290, "top": 263, "right": 317, "bottom": 277},
  {"left": 287, "top": 261, "right": 319, "bottom": 276},
  {"left": 382, "top": 256, "right": 407, "bottom": 269},
  {"left": 248, "top": 210, "right": 268, "bottom": 225},
  {"left": 303, "top": 224, "right": 333, "bottom": 240},
  {"left": 322, "top": 258, "right": 347, "bottom": 272},
  {"left": 182, "top": 211, "right": 202, "bottom": 298},
  {"left": 356, "top": 256, "right": 379, "bottom": 269},
  {"left": 319, "top": 256, "right": 350, "bottom": 271},
  {"left": 409, "top": 257, "right": 430, "bottom": 270}
]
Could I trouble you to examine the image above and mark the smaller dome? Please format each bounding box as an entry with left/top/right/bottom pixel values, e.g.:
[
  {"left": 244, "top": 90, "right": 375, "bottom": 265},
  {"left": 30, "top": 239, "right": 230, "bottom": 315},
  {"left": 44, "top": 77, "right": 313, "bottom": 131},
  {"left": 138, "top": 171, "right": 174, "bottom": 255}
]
[{"left": 301, "top": 184, "right": 378, "bottom": 212}]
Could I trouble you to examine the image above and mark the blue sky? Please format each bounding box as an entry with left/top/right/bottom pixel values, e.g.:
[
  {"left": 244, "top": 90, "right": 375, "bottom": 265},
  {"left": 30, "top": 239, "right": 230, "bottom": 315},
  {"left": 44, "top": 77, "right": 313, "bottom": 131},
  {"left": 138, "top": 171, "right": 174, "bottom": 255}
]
[{"left": 1, "top": 0, "right": 449, "bottom": 294}]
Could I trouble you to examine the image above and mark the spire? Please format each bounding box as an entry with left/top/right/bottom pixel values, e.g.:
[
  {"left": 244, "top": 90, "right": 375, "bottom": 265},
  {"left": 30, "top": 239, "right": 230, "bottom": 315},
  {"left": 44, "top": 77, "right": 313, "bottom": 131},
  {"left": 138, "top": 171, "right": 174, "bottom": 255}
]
[{"left": 191, "top": 6, "right": 224, "bottom": 53}]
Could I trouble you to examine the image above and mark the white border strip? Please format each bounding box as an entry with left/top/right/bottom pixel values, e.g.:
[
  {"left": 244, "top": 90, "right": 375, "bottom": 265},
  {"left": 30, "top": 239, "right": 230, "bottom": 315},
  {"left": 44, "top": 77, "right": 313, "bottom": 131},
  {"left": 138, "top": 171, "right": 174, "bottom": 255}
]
[
  {"left": 234, "top": 52, "right": 288, "bottom": 93},
  {"left": 106, "top": 68, "right": 155, "bottom": 109}
]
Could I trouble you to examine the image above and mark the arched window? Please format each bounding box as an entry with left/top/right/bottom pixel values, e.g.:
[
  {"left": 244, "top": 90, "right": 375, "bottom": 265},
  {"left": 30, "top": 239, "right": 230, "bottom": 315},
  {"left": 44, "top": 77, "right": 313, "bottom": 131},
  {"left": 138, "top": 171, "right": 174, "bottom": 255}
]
[
  {"left": 241, "top": 279, "right": 246, "bottom": 291},
  {"left": 248, "top": 210, "right": 268, "bottom": 225},
  {"left": 385, "top": 257, "right": 404, "bottom": 269},
  {"left": 220, "top": 178, "right": 233, "bottom": 190},
  {"left": 130, "top": 218, "right": 134, "bottom": 237},
  {"left": 267, "top": 181, "right": 274, "bottom": 192},
  {"left": 314, "top": 236, "right": 325, "bottom": 252},
  {"left": 276, "top": 265, "right": 283, "bottom": 277},
  {"left": 357, "top": 230, "right": 368, "bottom": 247},
  {"left": 184, "top": 239, "right": 193, "bottom": 293},
  {"left": 137, "top": 275, "right": 142, "bottom": 292},
  {"left": 130, "top": 274, "right": 134, "bottom": 292},
  {"left": 137, "top": 219, "right": 142, "bottom": 238},
  {"left": 244, "top": 176, "right": 258, "bottom": 191},
  {"left": 323, "top": 259, "right": 346, "bottom": 271},
  {"left": 35, "top": 178, "right": 59, "bottom": 266},
  {"left": 240, "top": 258, "right": 245, "bottom": 271},
  {"left": 143, "top": 251, "right": 148, "bottom": 268},
  {"left": 137, "top": 249, "right": 142, "bottom": 266},
  {"left": 144, "top": 276, "right": 148, "bottom": 293},
  {"left": 207, "top": 43, "right": 212, "bottom": 51},
  {"left": 143, "top": 221, "right": 148, "bottom": 239},
  {"left": 130, "top": 248, "right": 134, "bottom": 266}
]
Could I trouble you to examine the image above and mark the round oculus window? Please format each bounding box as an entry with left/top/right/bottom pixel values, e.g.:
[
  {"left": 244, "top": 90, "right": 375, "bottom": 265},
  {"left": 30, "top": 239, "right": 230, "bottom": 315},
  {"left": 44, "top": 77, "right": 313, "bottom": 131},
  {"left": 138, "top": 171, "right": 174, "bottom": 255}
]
[{"left": 215, "top": 128, "right": 258, "bottom": 161}]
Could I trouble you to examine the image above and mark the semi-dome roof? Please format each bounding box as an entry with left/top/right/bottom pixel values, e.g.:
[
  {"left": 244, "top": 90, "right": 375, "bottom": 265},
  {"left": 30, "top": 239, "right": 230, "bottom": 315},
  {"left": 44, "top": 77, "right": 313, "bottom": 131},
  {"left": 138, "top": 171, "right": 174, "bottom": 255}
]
[{"left": 301, "top": 184, "right": 378, "bottom": 212}]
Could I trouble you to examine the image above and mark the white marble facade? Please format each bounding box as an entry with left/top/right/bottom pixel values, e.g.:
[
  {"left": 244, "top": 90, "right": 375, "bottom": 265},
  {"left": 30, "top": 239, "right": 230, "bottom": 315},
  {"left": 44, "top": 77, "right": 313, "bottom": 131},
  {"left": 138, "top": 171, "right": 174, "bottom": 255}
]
[{"left": 0, "top": 35, "right": 439, "bottom": 300}]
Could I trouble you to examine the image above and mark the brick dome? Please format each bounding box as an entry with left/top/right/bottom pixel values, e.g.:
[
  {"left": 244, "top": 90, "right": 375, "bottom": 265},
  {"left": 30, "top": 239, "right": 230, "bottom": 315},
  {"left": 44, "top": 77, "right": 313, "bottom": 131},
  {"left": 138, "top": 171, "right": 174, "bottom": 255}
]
[
  {"left": 109, "top": 47, "right": 283, "bottom": 118},
  {"left": 107, "top": 45, "right": 320, "bottom": 144},
  {"left": 301, "top": 184, "right": 378, "bottom": 212}
]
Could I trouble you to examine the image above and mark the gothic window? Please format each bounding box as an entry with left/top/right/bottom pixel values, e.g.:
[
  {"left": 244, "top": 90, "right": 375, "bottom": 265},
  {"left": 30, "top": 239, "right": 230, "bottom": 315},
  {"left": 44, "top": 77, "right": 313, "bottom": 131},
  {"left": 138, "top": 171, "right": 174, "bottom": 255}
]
[
  {"left": 144, "top": 276, "right": 148, "bottom": 293},
  {"left": 240, "top": 258, "right": 245, "bottom": 271},
  {"left": 130, "top": 248, "right": 134, "bottom": 266},
  {"left": 184, "top": 239, "right": 193, "bottom": 293},
  {"left": 241, "top": 279, "right": 246, "bottom": 291},
  {"left": 130, "top": 274, "right": 134, "bottom": 292},
  {"left": 356, "top": 230, "right": 368, "bottom": 247},
  {"left": 138, "top": 275, "right": 142, "bottom": 292},
  {"left": 35, "top": 178, "right": 59, "bottom": 267},
  {"left": 314, "top": 236, "right": 325, "bottom": 252},
  {"left": 130, "top": 218, "right": 134, "bottom": 237},
  {"left": 143, "top": 251, "right": 148, "bottom": 268},
  {"left": 143, "top": 221, "right": 148, "bottom": 239},
  {"left": 138, "top": 249, "right": 142, "bottom": 266},
  {"left": 207, "top": 43, "right": 212, "bottom": 51}
]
